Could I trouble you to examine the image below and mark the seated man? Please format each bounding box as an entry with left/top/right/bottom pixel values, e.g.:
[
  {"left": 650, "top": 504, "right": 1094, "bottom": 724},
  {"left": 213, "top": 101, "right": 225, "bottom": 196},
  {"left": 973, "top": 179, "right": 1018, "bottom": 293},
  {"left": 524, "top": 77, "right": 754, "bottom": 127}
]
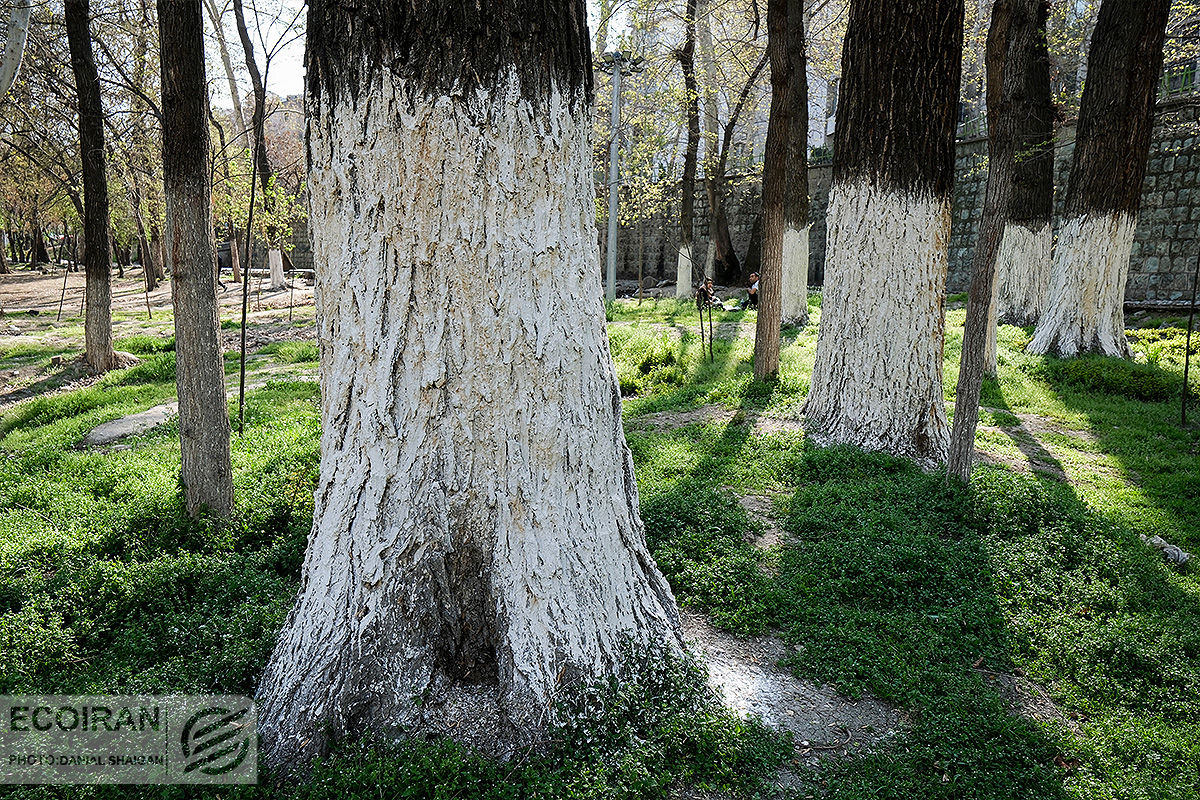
[{"left": 740, "top": 272, "right": 759, "bottom": 310}]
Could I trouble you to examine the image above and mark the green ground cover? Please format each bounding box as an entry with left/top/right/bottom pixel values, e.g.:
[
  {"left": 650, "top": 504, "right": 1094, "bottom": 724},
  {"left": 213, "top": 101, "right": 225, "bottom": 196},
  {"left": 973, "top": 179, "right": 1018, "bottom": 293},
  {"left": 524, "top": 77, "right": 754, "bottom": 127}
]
[{"left": 0, "top": 298, "right": 1197, "bottom": 798}]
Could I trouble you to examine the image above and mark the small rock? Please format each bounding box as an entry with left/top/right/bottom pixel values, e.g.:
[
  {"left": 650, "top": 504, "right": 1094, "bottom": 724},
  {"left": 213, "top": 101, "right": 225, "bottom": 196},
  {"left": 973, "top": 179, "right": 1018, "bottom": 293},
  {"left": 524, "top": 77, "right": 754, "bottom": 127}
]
[
  {"left": 1141, "top": 534, "right": 1192, "bottom": 566},
  {"left": 50, "top": 355, "right": 65, "bottom": 367}
]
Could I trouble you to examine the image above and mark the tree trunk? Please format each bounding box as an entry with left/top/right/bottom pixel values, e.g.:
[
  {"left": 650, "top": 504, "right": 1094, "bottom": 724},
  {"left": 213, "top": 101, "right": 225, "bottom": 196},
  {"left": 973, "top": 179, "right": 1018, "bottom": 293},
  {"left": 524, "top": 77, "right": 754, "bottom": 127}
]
[
  {"left": 755, "top": 0, "right": 808, "bottom": 379},
  {"left": 268, "top": 247, "right": 285, "bottom": 290},
  {"left": 675, "top": 0, "right": 700, "bottom": 299},
  {"left": 66, "top": 0, "right": 118, "bottom": 373},
  {"left": 159, "top": 0, "right": 234, "bottom": 518},
  {"left": 30, "top": 220, "right": 50, "bottom": 264},
  {"left": 229, "top": 227, "right": 242, "bottom": 284},
  {"left": 993, "top": 0, "right": 1053, "bottom": 330},
  {"left": 257, "top": 0, "right": 681, "bottom": 774},
  {"left": 804, "top": 0, "right": 964, "bottom": 463},
  {"left": 948, "top": 0, "right": 1040, "bottom": 480},
  {"left": 0, "top": 1, "right": 32, "bottom": 99},
  {"left": 149, "top": 226, "right": 165, "bottom": 282},
  {"left": 696, "top": 0, "right": 727, "bottom": 282},
  {"left": 0, "top": 231, "right": 8, "bottom": 274},
  {"left": 1029, "top": 0, "right": 1170, "bottom": 358}
]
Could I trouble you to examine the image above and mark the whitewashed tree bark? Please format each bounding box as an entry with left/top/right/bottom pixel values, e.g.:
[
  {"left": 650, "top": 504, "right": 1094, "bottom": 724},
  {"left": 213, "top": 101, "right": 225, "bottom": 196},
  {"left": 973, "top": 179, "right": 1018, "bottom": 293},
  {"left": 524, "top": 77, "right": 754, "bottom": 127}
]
[
  {"left": 0, "top": 0, "right": 32, "bottom": 99},
  {"left": 994, "top": 221, "right": 1051, "bottom": 326},
  {"left": 804, "top": 0, "right": 963, "bottom": 463},
  {"left": 267, "top": 247, "right": 285, "bottom": 290},
  {"left": 1028, "top": 0, "right": 1169, "bottom": 358},
  {"left": 257, "top": 2, "right": 680, "bottom": 773},
  {"left": 807, "top": 183, "right": 952, "bottom": 459},
  {"left": 1028, "top": 213, "right": 1136, "bottom": 357},
  {"left": 676, "top": 242, "right": 694, "bottom": 298},
  {"left": 780, "top": 225, "right": 809, "bottom": 324}
]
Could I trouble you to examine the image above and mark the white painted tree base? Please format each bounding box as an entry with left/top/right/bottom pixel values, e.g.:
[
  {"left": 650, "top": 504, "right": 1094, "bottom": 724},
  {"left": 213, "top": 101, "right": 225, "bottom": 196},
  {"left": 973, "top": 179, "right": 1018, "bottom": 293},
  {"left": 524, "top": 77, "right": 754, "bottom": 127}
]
[
  {"left": 268, "top": 248, "right": 285, "bottom": 290},
  {"left": 256, "top": 78, "right": 681, "bottom": 771},
  {"left": 780, "top": 224, "right": 809, "bottom": 326},
  {"left": 994, "top": 222, "right": 1051, "bottom": 326},
  {"left": 805, "top": 180, "right": 951, "bottom": 463},
  {"left": 1028, "top": 213, "right": 1134, "bottom": 358},
  {"left": 675, "top": 242, "right": 693, "bottom": 299}
]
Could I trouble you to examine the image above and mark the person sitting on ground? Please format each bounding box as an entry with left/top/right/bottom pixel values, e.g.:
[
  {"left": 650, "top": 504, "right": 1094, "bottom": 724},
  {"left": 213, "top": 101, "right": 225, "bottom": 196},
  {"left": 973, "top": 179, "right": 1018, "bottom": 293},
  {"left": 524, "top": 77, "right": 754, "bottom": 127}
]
[
  {"left": 696, "top": 277, "right": 720, "bottom": 310},
  {"left": 740, "top": 272, "right": 759, "bottom": 310}
]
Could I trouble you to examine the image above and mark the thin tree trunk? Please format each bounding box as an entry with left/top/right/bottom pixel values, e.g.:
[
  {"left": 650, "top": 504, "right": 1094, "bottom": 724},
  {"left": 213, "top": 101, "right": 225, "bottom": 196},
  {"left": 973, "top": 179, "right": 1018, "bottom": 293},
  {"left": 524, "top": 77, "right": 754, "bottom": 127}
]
[
  {"left": 755, "top": 0, "right": 807, "bottom": 379},
  {"left": 948, "top": 0, "right": 1040, "bottom": 480},
  {"left": 675, "top": 0, "right": 700, "bottom": 299},
  {"left": 159, "top": 0, "right": 234, "bottom": 518},
  {"left": 66, "top": 0, "right": 118, "bottom": 373},
  {"left": 202, "top": 0, "right": 249, "bottom": 147},
  {"left": 258, "top": 0, "right": 680, "bottom": 775},
  {"left": 1029, "top": 0, "right": 1170, "bottom": 358},
  {"left": 804, "top": 0, "right": 964, "bottom": 463}
]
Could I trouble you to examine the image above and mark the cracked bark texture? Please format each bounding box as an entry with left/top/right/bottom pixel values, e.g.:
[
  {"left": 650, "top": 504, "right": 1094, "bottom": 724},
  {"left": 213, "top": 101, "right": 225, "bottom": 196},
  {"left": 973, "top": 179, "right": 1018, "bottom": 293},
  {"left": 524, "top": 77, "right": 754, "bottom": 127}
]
[
  {"left": 1029, "top": 0, "right": 1170, "bottom": 358},
  {"left": 805, "top": 0, "right": 963, "bottom": 463},
  {"left": 257, "top": 0, "right": 680, "bottom": 774}
]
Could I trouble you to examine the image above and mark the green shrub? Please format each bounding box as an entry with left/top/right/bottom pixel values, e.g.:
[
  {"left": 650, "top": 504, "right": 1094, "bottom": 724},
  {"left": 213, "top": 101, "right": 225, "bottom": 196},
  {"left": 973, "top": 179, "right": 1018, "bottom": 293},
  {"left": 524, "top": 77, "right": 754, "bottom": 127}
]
[
  {"left": 114, "top": 335, "right": 175, "bottom": 355},
  {"left": 1022, "top": 354, "right": 1191, "bottom": 402}
]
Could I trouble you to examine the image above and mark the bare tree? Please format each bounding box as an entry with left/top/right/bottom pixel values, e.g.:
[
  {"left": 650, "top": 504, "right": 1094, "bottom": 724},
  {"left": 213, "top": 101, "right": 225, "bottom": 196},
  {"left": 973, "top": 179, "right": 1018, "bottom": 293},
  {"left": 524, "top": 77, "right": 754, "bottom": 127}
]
[
  {"left": 158, "top": 0, "right": 234, "bottom": 517},
  {"left": 675, "top": 0, "right": 701, "bottom": 299}
]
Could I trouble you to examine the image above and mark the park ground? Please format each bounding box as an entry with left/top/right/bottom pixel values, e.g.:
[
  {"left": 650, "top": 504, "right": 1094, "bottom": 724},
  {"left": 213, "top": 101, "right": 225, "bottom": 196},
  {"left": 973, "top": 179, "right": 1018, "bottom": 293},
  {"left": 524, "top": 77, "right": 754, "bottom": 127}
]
[{"left": 1, "top": 265, "right": 1199, "bottom": 799}]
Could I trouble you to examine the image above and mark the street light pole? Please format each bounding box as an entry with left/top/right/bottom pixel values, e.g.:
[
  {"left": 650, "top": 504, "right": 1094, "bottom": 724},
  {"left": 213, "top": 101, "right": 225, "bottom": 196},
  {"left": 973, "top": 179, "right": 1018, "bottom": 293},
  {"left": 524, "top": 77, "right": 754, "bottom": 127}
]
[{"left": 598, "top": 50, "right": 645, "bottom": 302}]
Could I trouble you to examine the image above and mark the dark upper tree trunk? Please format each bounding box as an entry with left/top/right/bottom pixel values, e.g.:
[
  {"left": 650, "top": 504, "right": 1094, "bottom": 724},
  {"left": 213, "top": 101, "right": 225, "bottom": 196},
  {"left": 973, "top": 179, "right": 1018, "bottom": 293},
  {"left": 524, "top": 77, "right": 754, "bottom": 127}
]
[
  {"left": 159, "top": 0, "right": 235, "bottom": 518},
  {"left": 948, "top": 0, "right": 1042, "bottom": 480},
  {"left": 1028, "top": 0, "right": 1170, "bottom": 358},
  {"left": 1065, "top": 0, "right": 1169, "bottom": 220},
  {"left": 675, "top": 0, "right": 700, "bottom": 297},
  {"left": 66, "top": 0, "right": 118, "bottom": 373},
  {"left": 804, "top": 0, "right": 964, "bottom": 462},
  {"left": 755, "top": 0, "right": 808, "bottom": 380},
  {"left": 831, "top": 1, "right": 961, "bottom": 198},
  {"left": 1007, "top": 0, "right": 1053, "bottom": 233},
  {"left": 231, "top": 0, "right": 273, "bottom": 195}
]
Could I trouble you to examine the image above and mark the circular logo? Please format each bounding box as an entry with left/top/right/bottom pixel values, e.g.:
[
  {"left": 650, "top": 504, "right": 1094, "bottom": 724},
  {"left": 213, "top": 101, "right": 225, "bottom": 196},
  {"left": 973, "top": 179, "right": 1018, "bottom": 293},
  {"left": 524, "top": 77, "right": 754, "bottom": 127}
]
[{"left": 180, "top": 706, "right": 252, "bottom": 775}]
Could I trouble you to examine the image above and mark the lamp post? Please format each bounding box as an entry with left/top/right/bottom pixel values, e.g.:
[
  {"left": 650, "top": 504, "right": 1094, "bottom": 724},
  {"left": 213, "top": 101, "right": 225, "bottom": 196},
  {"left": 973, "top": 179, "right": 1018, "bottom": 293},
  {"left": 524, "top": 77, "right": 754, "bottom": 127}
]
[{"left": 598, "top": 49, "right": 645, "bottom": 302}]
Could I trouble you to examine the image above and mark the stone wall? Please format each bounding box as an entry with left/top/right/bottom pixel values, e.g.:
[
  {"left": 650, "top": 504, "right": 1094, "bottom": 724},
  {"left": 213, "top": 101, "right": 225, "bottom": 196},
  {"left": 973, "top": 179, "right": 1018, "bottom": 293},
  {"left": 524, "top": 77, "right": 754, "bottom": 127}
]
[{"left": 269, "top": 98, "right": 1200, "bottom": 302}]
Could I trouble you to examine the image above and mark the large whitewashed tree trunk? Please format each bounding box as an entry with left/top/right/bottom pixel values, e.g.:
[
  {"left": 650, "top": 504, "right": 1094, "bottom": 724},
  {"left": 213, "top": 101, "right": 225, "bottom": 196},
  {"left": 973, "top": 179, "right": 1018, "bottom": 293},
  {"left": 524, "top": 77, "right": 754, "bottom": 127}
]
[
  {"left": 257, "top": 1, "right": 681, "bottom": 774},
  {"left": 1029, "top": 0, "right": 1170, "bottom": 358},
  {"left": 804, "top": 0, "right": 963, "bottom": 463}
]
